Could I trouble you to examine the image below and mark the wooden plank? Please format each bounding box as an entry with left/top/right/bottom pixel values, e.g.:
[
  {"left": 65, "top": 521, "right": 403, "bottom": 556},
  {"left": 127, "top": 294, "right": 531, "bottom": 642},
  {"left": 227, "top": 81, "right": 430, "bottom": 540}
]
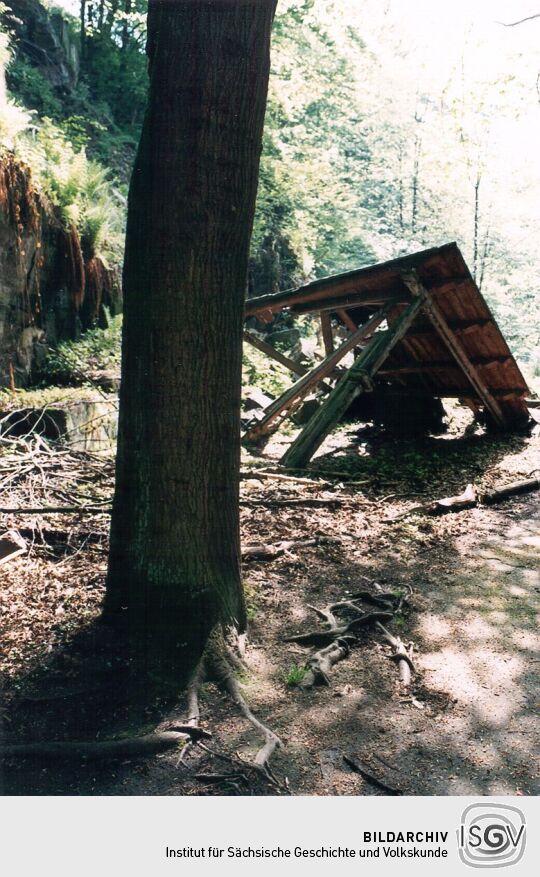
[
  {"left": 418, "top": 294, "right": 507, "bottom": 428},
  {"left": 406, "top": 319, "right": 491, "bottom": 339},
  {"left": 320, "top": 311, "right": 334, "bottom": 355},
  {"left": 243, "top": 331, "right": 308, "bottom": 378},
  {"left": 490, "top": 389, "right": 527, "bottom": 400},
  {"left": 243, "top": 331, "right": 337, "bottom": 397},
  {"left": 281, "top": 294, "right": 427, "bottom": 468},
  {"left": 370, "top": 387, "right": 526, "bottom": 400},
  {"left": 337, "top": 309, "right": 358, "bottom": 333},
  {"left": 290, "top": 292, "right": 409, "bottom": 315},
  {"left": 379, "top": 355, "right": 512, "bottom": 375},
  {"left": 244, "top": 242, "right": 460, "bottom": 318},
  {"left": 243, "top": 307, "right": 390, "bottom": 442}
]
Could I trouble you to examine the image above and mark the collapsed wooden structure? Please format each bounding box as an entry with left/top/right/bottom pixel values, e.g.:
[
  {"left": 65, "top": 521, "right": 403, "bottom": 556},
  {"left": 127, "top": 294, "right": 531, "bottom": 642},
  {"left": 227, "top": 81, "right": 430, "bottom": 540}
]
[{"left": 243, "top": 243, "right": 530, "bottom": 467}]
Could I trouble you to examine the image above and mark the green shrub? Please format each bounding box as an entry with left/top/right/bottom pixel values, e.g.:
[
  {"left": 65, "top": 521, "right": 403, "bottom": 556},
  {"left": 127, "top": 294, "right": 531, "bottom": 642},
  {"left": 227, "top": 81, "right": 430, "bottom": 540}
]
[
  {"left": 6, "top": 57, "right": 63, "bottom": 118},
  {"left": 242, "top": 344, "right": 290, "bottom": 399},
  {"left": 0, "top": 29, "right": 124, "bottom": 265},
  {"left": 40, "top": 315, "right": 122, "bottom": 386},
  {"left": 19, "top": 119, "right": 124, "bottom": 262},
  {"left": 283, "top": 664, "right": 307, "bottom": 687}
]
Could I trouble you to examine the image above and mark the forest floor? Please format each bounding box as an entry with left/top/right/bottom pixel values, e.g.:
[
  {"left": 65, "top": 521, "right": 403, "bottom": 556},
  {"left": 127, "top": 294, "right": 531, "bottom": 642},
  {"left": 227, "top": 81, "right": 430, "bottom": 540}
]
[{"left": 1, "top": 403, "right": 539, "bottom": 796}]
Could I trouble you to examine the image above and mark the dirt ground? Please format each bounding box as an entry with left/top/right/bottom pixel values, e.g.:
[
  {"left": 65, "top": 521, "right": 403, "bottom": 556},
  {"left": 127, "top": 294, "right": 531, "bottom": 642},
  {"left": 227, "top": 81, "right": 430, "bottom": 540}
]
[{"left": 1, "top": 404, "right": 539, "bottom": 796}]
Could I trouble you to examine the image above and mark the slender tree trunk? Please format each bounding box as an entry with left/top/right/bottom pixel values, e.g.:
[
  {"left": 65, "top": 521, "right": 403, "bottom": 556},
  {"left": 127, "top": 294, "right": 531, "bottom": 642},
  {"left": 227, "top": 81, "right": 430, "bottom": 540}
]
[
  {"left": 478, "top": 226, "right": 490, "bottom": 292},
  {"left": 80, "top": 0, "right": 87, "bottom": 60},
  {"left": 122, "top": 0, "right": 132, "bottom": 52},
  {"left": 397, "top": 144, "right": 404, "bottom": 233},
  {"left": 411, "top": 130, "right": 421, "bottom": 236},
  {"left": 105, "top": 0, "right": 119, "bottom": 37},
  {"left": 104, "top": 0, "right": 277, "bottom": 683},
  {"left": 473, "top": 172, "right": 481, "bottom": 280}
]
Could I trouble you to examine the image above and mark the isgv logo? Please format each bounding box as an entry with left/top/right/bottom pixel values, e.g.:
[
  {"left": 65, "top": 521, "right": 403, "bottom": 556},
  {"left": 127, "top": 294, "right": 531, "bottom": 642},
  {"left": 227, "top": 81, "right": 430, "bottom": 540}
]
[{"left": 458, "top": 803, "right": 526, "bottom": 869}]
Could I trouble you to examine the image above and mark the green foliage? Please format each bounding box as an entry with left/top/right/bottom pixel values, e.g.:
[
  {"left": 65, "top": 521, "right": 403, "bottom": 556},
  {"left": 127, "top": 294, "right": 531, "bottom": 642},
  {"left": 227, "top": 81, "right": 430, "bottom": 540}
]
[
  {"left": 242, "top": 581, "right": 258, "bottom": 622},
  {"left": 242, "top": 344, "right": 291, "bottom": 400},
  {"left": 18, "top": 118, "right": 124, "bottom": 261},
  {"left": 251, "top": 2, "right": 377, "bottom": 287},
  {"left": 0, "top": 385, "right": 98, "bottom": 412},
  {"left": 283, "top": 664, "right": 307, "bottom": 687},
  {"left": 1, "top": 0, "right": 537, "bottom": 378},
  {"left": 6, "top": 57, "right": 63, "bottom": 118},
  {"left": 0, "top": 25, "right": 124, "bottom": 264},
  {"left": 0, "top": 33, "right": 32, "bottom": 147},
  {"left": 40, "top": 315, "right": 122, "bottom": 386}
]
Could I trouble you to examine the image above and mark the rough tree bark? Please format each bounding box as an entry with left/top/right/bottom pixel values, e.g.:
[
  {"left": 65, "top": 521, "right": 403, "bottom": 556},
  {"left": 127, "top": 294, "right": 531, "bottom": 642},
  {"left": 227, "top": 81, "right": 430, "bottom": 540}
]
[{"left": 103, "top": 0, "right": 278, "bottom": 683}]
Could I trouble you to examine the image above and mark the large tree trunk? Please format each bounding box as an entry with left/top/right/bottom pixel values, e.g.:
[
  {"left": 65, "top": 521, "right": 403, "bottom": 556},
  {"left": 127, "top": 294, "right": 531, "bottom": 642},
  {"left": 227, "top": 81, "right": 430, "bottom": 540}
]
[{"left": 104, "top": 0, "right": 277, "bottom": 683}]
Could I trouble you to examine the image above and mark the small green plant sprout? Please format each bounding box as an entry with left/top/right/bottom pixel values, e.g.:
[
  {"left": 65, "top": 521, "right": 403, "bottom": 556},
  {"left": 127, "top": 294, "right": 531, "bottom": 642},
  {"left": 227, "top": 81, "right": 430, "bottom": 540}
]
[{"left": 284, "top": 663, "right": 307, "bottom": 687}]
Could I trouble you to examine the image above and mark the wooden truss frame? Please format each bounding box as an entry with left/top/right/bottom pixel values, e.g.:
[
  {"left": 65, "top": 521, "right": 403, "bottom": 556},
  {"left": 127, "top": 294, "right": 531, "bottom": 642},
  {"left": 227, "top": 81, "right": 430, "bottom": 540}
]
[{"left": 243, "top": 248, "right": 529, "bottom": 466}]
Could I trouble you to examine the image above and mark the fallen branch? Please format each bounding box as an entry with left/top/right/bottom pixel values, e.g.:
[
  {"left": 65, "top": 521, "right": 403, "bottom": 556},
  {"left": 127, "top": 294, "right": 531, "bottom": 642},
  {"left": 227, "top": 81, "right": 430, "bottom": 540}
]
[
  {"left": 194, "top": 772, "right": 247, "bottom": 785},
  {"left": 240, "top": 470, "right": 332, "bottom": 487},
  {"left": 197, "top": 742, "right": 289, "bottom": 794},
  {"left": 388, "top": 484, "right": 477, "bottom": 521},
  {"left": 497, "top": 13, "right": 540, "bottom": 27},
  {"left": 240, "top": 497, "right": 344, "bottom": 508},
  {"left": 0, "top": 506, "right": 112, "bottom": 515},
  {"left": 481, "top": 477, "right": 540, "bottom": 505},
  {"left": 0, "top": 530, "right": 26, "bottom": 565},
  {"left": 387, "top": 476, "right": 540, "bottom": 523},
  {"left": 242, "top": 536, "right": 341, "bottom": 561}
]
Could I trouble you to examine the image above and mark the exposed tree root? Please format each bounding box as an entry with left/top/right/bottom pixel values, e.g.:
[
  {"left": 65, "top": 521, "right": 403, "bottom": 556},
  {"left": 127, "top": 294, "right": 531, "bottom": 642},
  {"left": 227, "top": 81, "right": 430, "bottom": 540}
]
[
  {"left": 1, "top": 728, "right": 210, "bottom": 762},
  {"left": 285, "top": 587, "right": 417, "bottom": 690},
  {"left": 344, "top": 754, "right": 402, "bottom": 795},
  {"left": 300, "top": 636, "right": 354, "bottom": 688},
  {"left": 186, "top": 661, "right": 203, "bottom": 728},
  {"left": 283, "top": 611, "right": 393, "bottom": 647},
  {"left": 3, "top": 624, "right": 282, "bottom": 792},
  {"left": 205, "top": 630, "right": 282, "bottom": 777},
  {"left": 375, "top": 622, "right": 415, "bottom": 687}
]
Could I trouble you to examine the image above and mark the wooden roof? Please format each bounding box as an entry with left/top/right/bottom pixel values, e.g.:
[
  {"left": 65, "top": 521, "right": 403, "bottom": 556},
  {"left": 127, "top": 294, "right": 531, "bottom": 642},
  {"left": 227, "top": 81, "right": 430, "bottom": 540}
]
[{"left": 245, "top": 242, "right": 529, "bottom": 427}]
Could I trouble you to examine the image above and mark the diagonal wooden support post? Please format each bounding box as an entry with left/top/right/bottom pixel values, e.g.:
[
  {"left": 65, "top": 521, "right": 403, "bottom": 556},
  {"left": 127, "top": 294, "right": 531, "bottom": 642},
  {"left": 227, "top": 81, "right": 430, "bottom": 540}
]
[
  {"left": 281, "top": 292, "right": 427, "bottom": 468},
  {"left": 243, "top": 307, "right": 391, "bottom": 443},
  {"left": 243, "top": 330, "right": 308, "bottom": 378},
  {"left": 337, "top": 309, "right": 358, "bottom": 333},
  {"left": 402, "top": 273, "right": 507, "bottom": 429},
  {"left": 320, "top": 311, "right": 334, "bottom": 355}
]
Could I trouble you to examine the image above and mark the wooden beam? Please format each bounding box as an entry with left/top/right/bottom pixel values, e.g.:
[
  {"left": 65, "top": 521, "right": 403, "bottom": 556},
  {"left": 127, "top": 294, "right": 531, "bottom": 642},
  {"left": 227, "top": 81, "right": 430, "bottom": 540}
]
[
  {"left": 370, "top": 387, "right": 526, "bottom": 400},
  {"left": 409, "top": 285, "right": 506, "bottom": 428},
  {"left": 243, "top": 331, "right": 308, "bottom": 378},
  {"left": 337, "top": 309, "right": 358, "bottom": 333},
  {"left": 320, "top": 311, "right": 334, "bottom": 355},
  {"left": 489, "top": 389, "right": 527, "bottom": 400},
  {"left": 379, "top": 355, "right": 512, "bottom": 376},
  {"left": 281, "top": 293, "right": 427, "bottom": 468},
  {"left": 243, "top": 307, "right": 390, "bottom": 443},
  {"left": 243, "top": 331, "right": 337, "bottom": 395},
  {"left": 406, "top": 318, "right": 491, "bottom": 339},
  {"left": 244, "top": 243, "right": 461, "bottom": 318},
  {"left": 290, "top": 292, "right": 408, "bottom": 316}
]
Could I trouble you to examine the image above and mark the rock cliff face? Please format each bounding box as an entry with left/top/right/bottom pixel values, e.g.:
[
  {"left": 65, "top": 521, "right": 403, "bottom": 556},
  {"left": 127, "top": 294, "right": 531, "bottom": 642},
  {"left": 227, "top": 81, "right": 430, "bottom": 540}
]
[
  {"left": 1, "top": 0, "right": 80, "bottom": 93},
  {"left": 0, "top": 154, "right": 118, "bottom": 387}
]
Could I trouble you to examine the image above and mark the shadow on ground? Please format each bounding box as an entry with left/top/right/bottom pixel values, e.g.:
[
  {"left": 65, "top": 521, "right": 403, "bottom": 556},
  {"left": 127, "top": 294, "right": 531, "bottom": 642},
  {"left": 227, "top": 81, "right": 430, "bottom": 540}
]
[{"left": 1, "top": 425, "right": 538, "bottom": 795}]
